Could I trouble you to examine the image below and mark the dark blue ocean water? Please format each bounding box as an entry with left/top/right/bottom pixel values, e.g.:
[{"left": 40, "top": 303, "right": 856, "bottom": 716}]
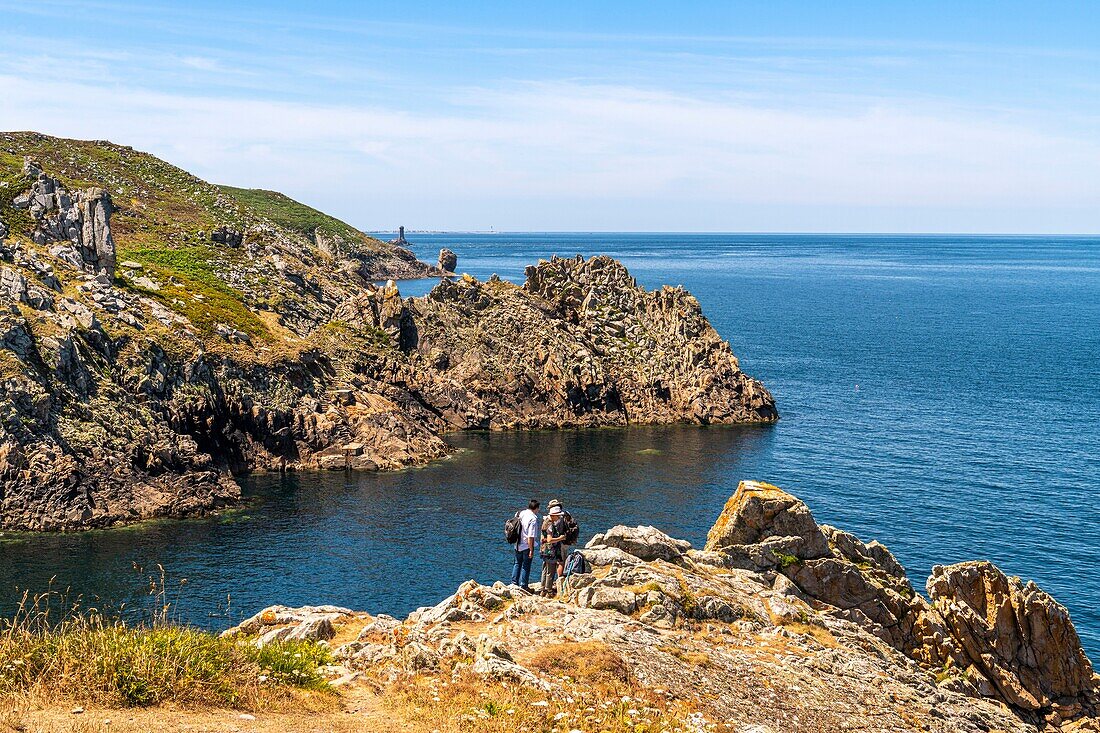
[{"left": 2, "top": 234, "right": 1098, "bottom": 658}]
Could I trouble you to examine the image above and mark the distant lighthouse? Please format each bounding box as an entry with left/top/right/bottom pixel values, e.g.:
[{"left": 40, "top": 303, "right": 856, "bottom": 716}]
[{"left": 390, "top": 226, "right": 408, "bottom": 246}]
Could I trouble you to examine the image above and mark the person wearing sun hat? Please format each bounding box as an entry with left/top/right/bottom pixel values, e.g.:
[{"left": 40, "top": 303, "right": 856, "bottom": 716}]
[
  {"left": 548, "top": 499, "right": 578, "bottom": 551},
  {"left": 539, "top": 503, "right": 568, "bottom": 596}
]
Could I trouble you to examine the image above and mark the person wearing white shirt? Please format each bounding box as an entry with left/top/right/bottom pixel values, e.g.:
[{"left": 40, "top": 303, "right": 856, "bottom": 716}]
[{"left": 511, "top": 499, "right": 540, "bottom": 592}]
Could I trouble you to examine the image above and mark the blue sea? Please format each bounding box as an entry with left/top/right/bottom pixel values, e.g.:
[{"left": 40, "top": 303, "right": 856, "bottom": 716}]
[{"left": 2, "top": 234, "right": 1098, "bottom": 658}]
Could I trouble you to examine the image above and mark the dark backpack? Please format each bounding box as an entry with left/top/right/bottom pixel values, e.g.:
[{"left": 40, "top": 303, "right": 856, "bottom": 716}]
[
  {"left": 504, "top": 512, "right": 522, "bottom": 544},
  {"left": 563, "top": 550, "right": 589, "bottom": 577},
  {"left": 562, "top": 511, "right": 580, "bottom": 545}
]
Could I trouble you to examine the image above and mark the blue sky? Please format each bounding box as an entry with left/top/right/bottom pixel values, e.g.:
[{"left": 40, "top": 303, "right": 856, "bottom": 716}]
[{"left": 1, "top": 1, "right": 1098, "bottom": 232}]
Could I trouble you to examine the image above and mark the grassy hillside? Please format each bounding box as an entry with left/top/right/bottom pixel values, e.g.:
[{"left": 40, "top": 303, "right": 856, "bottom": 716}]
[
  {"left": 0, "top": 132, "right": 421, "bottom": 344},
  {"left": 0, "top": 132, "right": 388, "bottom": 251},
  {"left": 219, "top": 185, "right": 375, "bottom": 247}
]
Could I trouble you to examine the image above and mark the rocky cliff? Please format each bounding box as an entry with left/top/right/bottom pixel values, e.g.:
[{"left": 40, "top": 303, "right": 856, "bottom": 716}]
[
  {"left": 0, "top": 133, "right": 776, "bottom": 531},
  {"left": 227, "top": 483, "right": 1100, "bottom": 732}
]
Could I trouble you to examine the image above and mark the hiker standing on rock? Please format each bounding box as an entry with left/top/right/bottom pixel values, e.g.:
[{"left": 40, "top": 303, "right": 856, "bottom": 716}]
[
  {"left": 508, "top": 499, "right": 540, "bottom": 593},
  {"left": 539, "top": 503, "right": 570, "bottom": 596},
  {"left": 548, "top": 499, "right": 580, "bottom": 578}
]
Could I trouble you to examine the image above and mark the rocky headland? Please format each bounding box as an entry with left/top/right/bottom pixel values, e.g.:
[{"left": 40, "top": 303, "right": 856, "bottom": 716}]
[
  {"left": 227, "top": 482, "right": 1100, "bottom": 733},
  {"left": 0, "top": 133, "right": 776, "bottom": 531}
]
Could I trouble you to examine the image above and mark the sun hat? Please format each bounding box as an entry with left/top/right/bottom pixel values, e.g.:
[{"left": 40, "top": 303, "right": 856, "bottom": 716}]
[
  {"left": 549, "top": 505, "right": 563, "bottom": 516},
  {"left": 547, "top": 499, "right": 562, "bottom": 509}
]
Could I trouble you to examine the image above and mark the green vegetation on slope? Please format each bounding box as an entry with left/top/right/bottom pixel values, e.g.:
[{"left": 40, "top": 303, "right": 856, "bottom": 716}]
[
  {"left": 0, "top": 132, "right": 223, "bottom": 236},
  {"left": 116, "top": 242, "right": 270, "bottom": 340},
  {"left": 0, "top": 151, "right": 35, "bottom": 238},
  {"left": 1, "top": 133, "right": 267, "bottom": 340},
  {"left": 219, "top": 186, "right": 364, "bottom": 243},
  {"left": 0, "top": 132, "right": 409, "bottom": 344}
]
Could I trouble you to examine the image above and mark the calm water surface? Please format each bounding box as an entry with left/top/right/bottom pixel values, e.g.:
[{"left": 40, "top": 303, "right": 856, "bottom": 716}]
[{"left": 2, "top": 234, "right": 1099, "bottom": 657}]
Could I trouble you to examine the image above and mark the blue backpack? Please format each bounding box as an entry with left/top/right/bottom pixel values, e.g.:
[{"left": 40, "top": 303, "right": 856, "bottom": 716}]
[{"left": 563, "top": 550, "right": 590, "bottom": 578}]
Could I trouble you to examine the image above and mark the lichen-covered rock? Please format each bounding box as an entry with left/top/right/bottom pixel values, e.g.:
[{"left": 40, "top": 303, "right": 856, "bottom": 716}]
[
  {"left": 221, "top": 604, "right": 356, "bottom": 646},
  {"left": 14, "top": 159, "right": 116, "bottom": 276},
  {"left": 574, "top": 585, "right": 639, "bottom": 615},
  {"left": 704, "top": 480, "right": 829, "bottom": 560},
  {"left": 471, "top": 634, "right": 549, "bottom": 689},
  {"left": 407, "top": 256, "right": 777, "bottom": 431},
  {"left": 0, "top": 267, "right": 27, "bottom": 303},
  {"left": 693, "top": 481, "right": 1100, "bottom": 724}
]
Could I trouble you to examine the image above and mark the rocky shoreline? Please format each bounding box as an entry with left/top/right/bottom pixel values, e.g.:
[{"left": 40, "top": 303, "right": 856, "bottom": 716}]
[
  {"left": 0, "top": 134, "right": 776, "bottom": 531},
  {"left": 228, "top": 482, "right": 1100, "bottom": 732}
]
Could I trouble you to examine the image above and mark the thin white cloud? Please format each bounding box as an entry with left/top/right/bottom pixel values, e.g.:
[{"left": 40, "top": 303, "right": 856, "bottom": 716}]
[
  {"left": 1, "top": 73, "right": 1098, "bottom": 231},
  {"left": 180, "top": 56, "right": 224, "bottom": 72}
]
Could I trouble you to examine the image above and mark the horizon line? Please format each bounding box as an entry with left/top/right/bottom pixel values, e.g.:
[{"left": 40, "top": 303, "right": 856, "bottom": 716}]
[{"left": 364, "top": 230, "right": 1100, "bottom": 238}]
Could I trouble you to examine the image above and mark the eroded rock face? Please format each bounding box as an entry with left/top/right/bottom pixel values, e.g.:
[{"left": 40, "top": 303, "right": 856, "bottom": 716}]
[
  {"left": 695, "top": 481, "right": 1100, "bottom": 724},
  {"left": 586, "top": 525, "right": 691, "bottom": 563},
  {"left": 210, "top": 226, "right": 244, "bottom": 248},
  {"left": 927, "top": 561, "right": 1096, "bottom": 712},
  {"left": 705, "top": 480, "right": 830, "bottom": 559},
  {"left": 13, "top": 159, "right": 116, "bottom": 277},
  {"left": 222, "top": 604, "right": 357, "bottom": 646},
  {"left": 407, "top": 256, "right": 778, "bottom": 430},
  {"left": 437, "top": 247, "right": 457, "bottom": 273},
  {"left": 1, "top": 155, "right": 776, "bottom": 531}
]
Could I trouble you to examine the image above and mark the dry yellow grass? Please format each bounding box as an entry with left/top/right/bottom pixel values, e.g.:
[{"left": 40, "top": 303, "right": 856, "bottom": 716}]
[
  {"left": 0, "top": 692, "right": 353, "bottom": 733},
  {"left": 527, "top": 641, "right": 633, "bottom": 684},
  {"left": 378, "top": 665, "right": 700, "bottom": 733},
  {"left": 777, "top": 621, "right": 839, "bottom": 648}
]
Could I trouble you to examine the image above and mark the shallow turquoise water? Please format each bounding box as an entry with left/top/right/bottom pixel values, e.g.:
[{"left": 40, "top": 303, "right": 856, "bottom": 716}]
[{"left": 2, "top": 234, "right": 1098, "bottom": 657}]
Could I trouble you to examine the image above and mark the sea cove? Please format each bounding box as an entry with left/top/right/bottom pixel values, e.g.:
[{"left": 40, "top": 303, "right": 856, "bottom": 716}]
[{"left": 3, "top": 233, "right": 1098, "bottom": 661}]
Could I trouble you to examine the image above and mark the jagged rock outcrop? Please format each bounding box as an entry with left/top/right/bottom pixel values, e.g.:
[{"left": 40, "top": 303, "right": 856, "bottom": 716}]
[
  {"left": 0, "top": 139, "right": 776, "bottom": 531},
  {"left": 222, "top": 604, "right": 359, "bottom": 645},
  {"left": 229, "top": 486, "right": 1100, "bottom": 732},
  {"left": 13, "top": 158, "right": 116, "bottom": 277},
  {"left": 355, "top": 243, "right": 444, "bottom": 280},
  {"left": 210, "top": 226, "right": 243, "bottom": 248},
  {"left": 587, "top": 524, "right": 691, "bottom": 563},
  {"left": 928, "top": 562, "right": 1095, "bottom": 718},
  {"left": 705, "top": 479, "right": 831, "bottom": 560},
  {"left": 404, "top": 257, "right": 777, "bottom": 430},
  {"left": 694, "top": 481, "right": 1100, "bottom": 725},
  {"left": 437, "top": 247, "right": 457, "bottom": 273}
]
